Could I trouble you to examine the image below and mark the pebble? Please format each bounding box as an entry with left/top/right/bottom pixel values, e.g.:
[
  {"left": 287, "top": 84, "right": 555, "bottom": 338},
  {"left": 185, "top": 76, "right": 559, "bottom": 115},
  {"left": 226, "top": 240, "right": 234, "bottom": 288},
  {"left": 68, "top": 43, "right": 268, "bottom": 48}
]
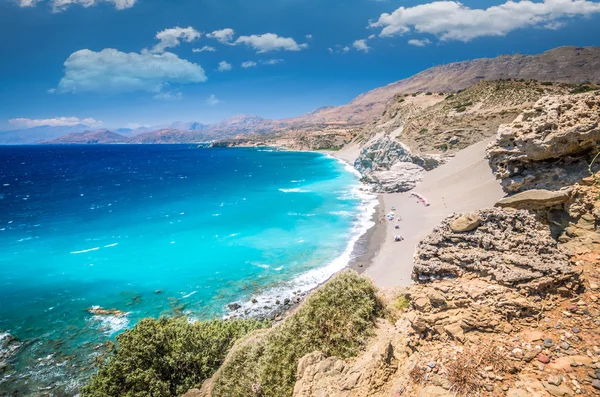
[
  {"left": 548, "top": 375, "right": 562, "bottom": 386},
  {"left": 538, "top": 353, "right": 551, "bottom": 364},
  {"left": 593, "top": 379, "right": 600, "bottom": 390},
  {"left": 484, "top": 384, "right": 494, "bottom": 392},
  {"left": 544, "top": 338, "right": 554, "bottom": 348},
  {"left": 572, "top": 327, "right": 581, "bottom": 334},
  {"left": 427, "top": 362, "right": 436, "bottom": 369},
  {"left": 560, "top": 342, "right": 570, "bottom": 350}
]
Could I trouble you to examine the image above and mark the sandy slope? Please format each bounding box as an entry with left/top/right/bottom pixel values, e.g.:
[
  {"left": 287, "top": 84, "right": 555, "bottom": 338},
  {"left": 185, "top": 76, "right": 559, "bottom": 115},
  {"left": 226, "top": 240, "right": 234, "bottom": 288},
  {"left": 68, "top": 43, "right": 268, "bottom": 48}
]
[{"left": 364, "top": 137, "right": 505, "bottom": 287}]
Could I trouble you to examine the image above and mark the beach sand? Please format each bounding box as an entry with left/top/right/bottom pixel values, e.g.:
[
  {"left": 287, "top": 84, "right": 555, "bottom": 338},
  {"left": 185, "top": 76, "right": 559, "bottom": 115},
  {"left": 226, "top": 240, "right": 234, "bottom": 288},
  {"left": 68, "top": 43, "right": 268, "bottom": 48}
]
[{"left": 347, "top": 137, "right": 506, "bottom": 287}]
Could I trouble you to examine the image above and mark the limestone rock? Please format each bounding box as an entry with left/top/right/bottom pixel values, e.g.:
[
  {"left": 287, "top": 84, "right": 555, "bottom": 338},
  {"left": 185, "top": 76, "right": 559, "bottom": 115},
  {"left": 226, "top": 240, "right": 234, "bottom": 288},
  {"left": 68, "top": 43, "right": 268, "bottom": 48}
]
[
  {"left": 418, "top": 385, "right": 453, "bottom": 397},
  {"left": 413, "top": 208, "right": 578, "bottom": 292},
  {"left": 495, "top": 189, "right": 572, "bottom": 210},
  {"left": 449, "top": 213, "right": 482, "bottom": 232},
  {"left": 354, "top": 135, "right": 442, "bottom": 193},
  {"left": 487, "top": 92, "right": 600, "bottom": 193}
]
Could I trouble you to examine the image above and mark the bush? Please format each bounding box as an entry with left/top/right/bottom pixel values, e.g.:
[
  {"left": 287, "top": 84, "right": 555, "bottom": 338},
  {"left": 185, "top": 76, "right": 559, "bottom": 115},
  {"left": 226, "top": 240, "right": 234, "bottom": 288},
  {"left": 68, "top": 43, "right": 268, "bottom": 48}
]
[
  {"left": 570, "top": 85, "right": 596, "bottom": 94},
  {"left": 82, "top": 318, "right": 269, "bottom": 397},
  {"left": 211, "top": 270, "right": 384, "bottom": 397}
]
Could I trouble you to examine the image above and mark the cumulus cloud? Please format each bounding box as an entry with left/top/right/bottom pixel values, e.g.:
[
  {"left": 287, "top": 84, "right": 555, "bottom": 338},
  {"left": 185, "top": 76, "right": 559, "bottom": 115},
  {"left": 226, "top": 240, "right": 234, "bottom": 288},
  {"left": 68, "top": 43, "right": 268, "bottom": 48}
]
[
  {"left": 18, "top": 0, "right": 137, "bottom": 12},
  {"left": 241, "top": 61, "right": 258, "bottom": 68},
  {"left": 205, "top": 94, "right": 221, "bottom": 105},
  {"left": 193, "top": 46, "right": 216, "bottom": 53},
  {"left": 262, "top": 58, "right": 283, "bottom": 65},
  {"left": 234, "top": 33, "right": 308, "bottom": 53},
  {"left": 152, "top": 27, "right": 200, "bottom": 53},
  {"left": 305, "top": 34, "right": 313, "bottom": 39},
  {"left": 370, "top": 0, "right": 600, "bottom": 42},
  {"left": 9, "top": 116, "right": 102, "bottom": 128},
  {"left": 408, "top": 38, "right": 431, "bottom": 46},
  {"left": 56, "top": 48, "right": 207, "bottom": 94},
  {"left": 353, "top": 39, "right": 371, "bottom": 53},
  {"left": 206, "top": 28, "right": 235, "bottom": 44},
  {"left": 217, "top": 61, "right": 232, "bottom": 72}
]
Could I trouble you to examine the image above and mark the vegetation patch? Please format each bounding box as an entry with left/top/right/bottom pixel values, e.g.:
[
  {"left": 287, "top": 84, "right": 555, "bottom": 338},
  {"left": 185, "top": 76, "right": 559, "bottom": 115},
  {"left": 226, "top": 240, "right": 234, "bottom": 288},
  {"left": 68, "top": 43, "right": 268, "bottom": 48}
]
[
  {"left": 210, "top": 270, "right": 384, "bottom": 397},
  {"left": 570, "top": 85, "right": 597, "bottom": 94},
  {"left": 82, "top": 318, "right": 269, "bottom": 397}
]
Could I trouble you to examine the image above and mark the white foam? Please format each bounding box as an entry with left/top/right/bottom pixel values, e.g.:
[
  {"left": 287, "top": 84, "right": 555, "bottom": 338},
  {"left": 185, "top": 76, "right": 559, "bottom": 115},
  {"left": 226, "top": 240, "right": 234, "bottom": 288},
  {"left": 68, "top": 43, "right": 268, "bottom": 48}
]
[
  {"left": 225, "top": 179, "right": 378, "bottom": 319},
  {"left": 70, "top": 247, "right": 99, "bottom": 254},
  {"left": 91, "top": 315, "right": 129, "bottom": 336},
  {"left": 290, "top": 179, "right": 305, "bottom": 183},
  {"left": 104, "top": 243, "right": 119, "bottom": 248},
  {"left": 279, "top": 188, "right": 310, "bottom": 193},
  {"left": 182, "top": 291, "right": 197, "bottom": 299}
]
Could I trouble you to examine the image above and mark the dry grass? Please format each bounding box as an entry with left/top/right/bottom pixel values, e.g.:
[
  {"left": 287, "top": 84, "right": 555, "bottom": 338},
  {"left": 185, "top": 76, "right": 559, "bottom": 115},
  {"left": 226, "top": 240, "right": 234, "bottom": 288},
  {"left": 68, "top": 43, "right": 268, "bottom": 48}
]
[{"left": 445, "top": 345, "right": 509, "bottom": 395}]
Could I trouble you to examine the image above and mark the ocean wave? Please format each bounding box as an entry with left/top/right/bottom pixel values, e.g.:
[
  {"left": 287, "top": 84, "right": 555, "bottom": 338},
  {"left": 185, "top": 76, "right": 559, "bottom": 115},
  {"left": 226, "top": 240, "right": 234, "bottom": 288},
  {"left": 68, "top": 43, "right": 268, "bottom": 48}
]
[
  {"left": 225, "top": 181, "right": 377, "bottom": 319},
  {"left": 182, "top": 291, "right": 197, "bottom": 299},
  {"left": 70, "top": 247, "right": 100, "bottom": 254},
  {"left": 103, "top": 243, "right": 119, "bottom": 248},
  {"left": 329, "top": 210, "right": 353, "bottom": 217},
  {"left": 278, "top": 188, "right": 310, "bottom": 193},
  {"left": 90, "top": 314, "right": 129, "bottom": 336},
  {"left": 289, "top": 179, "right": 305, "bottom": 183}
]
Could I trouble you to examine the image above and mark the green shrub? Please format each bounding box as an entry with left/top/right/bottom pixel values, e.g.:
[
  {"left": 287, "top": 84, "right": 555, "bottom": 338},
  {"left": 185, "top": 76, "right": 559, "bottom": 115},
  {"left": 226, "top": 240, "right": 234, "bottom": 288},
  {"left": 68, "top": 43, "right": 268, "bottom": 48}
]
[
  {"left": 570, "top": 85, "right": 596, "bottom": 94},
  {"left": 211, "top": 270, "right": 384, "bottom": 397},
  {"left": 82, "top": 318, "right": 269, "bottom": 397},
  {"left": 393, "top": 296, "right": 410, "bottom": 311},
  {"left": 425, "top": 92, "right": 432, "bottom": 95},
  {"left": 445, "top": 94, "right": 455, "bottom": 100}
]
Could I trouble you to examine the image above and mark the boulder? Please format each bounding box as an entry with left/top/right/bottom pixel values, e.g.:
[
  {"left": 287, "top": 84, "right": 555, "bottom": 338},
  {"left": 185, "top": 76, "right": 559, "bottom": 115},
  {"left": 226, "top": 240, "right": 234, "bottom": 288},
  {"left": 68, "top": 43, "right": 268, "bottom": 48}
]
[
  {"left": 449, "top": 213, "right": 482, "bottom": 232},
  {"left": 413, "top": 208, "right": 579, "bottom": 292},
  {"left": 495, "top": 189, "right": 571, "bottom": 210},
  {"left": 487, "top": 92, "right": 600, "bottom": 193}
]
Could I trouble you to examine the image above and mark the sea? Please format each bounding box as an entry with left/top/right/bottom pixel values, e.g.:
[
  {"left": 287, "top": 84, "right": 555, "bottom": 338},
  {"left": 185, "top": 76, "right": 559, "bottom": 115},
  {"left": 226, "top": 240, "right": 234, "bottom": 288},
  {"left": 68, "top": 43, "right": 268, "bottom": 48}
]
[{"left": 0, "top": 144, "right": 376, "bottom": 396}]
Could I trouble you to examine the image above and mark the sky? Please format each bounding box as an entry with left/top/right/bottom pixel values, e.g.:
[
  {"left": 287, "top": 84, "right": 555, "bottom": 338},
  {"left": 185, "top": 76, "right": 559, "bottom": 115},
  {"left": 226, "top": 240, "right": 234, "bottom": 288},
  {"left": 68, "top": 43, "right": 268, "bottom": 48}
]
[{"left": 1, "top": 0, "right": 600, "bottom": 130}]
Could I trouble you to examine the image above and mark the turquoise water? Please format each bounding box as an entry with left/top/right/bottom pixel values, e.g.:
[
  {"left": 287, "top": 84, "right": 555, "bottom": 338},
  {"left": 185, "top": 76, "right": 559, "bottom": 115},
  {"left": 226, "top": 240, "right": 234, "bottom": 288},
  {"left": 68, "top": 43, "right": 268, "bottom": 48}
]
[{"left": 0, "top": 145, "right": 375, "bottom": 396}]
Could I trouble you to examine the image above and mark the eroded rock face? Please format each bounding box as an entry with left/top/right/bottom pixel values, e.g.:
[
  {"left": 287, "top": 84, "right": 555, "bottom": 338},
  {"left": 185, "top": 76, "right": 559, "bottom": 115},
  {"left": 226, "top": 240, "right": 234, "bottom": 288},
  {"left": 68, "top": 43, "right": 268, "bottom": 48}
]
[
  {"left": 354, "top": 136, "right": 442, "bottom": 193},
  {"left": 413, "top": 208, "right": 578, "bottom": 293},
  {"left": 487, "top": 93, "right": 600, "bottom": 193}
]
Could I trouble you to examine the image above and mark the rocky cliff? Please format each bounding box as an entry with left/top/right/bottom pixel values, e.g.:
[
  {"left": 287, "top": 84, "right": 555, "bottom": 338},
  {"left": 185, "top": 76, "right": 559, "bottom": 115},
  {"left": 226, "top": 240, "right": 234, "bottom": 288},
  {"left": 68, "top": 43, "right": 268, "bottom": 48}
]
[{"left": 487, "top": 92, "right": 600, "bottom": 193}]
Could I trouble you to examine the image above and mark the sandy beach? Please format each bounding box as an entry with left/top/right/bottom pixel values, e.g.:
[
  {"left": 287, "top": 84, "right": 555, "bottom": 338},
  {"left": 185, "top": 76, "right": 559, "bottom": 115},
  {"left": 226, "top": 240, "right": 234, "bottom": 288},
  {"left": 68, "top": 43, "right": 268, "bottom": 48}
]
[{"left": 337, "top": 137, "right": 506, "bottom": 287}]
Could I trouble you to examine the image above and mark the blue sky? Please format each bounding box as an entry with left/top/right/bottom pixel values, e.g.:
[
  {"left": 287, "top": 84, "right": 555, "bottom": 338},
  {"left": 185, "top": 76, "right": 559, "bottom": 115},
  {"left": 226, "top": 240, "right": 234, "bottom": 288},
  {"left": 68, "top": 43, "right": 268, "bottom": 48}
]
[{"left": 1, "top": 0, "right": 600, "bottom": 130}]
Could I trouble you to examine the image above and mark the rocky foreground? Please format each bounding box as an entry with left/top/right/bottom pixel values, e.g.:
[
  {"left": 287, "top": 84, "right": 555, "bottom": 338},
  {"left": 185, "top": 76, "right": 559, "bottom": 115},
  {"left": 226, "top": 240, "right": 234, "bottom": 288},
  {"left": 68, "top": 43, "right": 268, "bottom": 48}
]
[{"left": 286, "top": 92, "right": 600, "bottom": 397}]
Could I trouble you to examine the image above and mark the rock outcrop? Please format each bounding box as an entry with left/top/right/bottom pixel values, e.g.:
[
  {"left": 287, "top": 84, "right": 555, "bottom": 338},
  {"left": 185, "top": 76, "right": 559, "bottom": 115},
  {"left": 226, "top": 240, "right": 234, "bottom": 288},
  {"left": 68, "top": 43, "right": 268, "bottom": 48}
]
[
  {"left": 0, "top": 332, "right": 21, "bottom": 371},
  {"left": 354, "top": 136, "right": 442, "bottom": 192},
  {"left": 413, "top": 208, "right": 578, "bottom": 293},
  {"left": 495, "top": 189, "right": 572, "bottom": 210},
  {"left": 487, "top": 92, "right": 600, "bottom": 193}
]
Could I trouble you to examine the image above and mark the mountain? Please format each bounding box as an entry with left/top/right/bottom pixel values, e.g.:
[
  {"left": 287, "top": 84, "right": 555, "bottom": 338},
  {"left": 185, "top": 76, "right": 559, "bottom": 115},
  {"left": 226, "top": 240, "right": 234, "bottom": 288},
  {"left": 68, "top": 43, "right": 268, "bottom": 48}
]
[
  {"left": 0, "top": 124, "right": 91, "bottom": 144},
  {"left": 24, "top": 46, "right": 600, "bottom": 147},
  {"left": 39, "top": 130, "right": 127, "bottom": 144}
]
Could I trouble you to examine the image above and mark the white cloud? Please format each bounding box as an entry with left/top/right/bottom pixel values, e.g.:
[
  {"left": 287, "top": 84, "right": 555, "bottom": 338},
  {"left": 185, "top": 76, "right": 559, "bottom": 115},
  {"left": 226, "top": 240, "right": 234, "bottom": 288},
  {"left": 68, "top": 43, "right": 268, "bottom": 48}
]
[
  {"left": 329, "top": 45, "right": 351, "bottom": 54},
  {"left": 153, "top": 91, "right": 182, "bottom": 101},
  {"left": 56, "top": 48, "right": 207, "bottom": 94},
  {"left": 217, "top": 60, "right": 232, "bottom": 72},
  {"left": 18, "top": 0, "right": 137, "bottom": 12},
  {"left": 370, "top": 0, "right": 600, "bottom": 42},
  {"left": 193, "top": 46, "right": 216, "bottom": 53},
  {"left": 368, "top": 34, "right": 376, "bottom": 39},
  {"left": 353, "top": 39, "right": 371, "bottom": 53},
  {"left": 262, "top": 58, "right": 283, "bottom": 65},
  {"left": 205, "top": 94, "right": 221, "bottom": 105},
  {"left": 152, "top": 26, "right": 200, "bottom": 54},
  {"left": 9, "top": 116, "right": 102, "bottom": 128},
  {"left": 241, "top": 61, "right": 258, "bottom": 68},
  {"left": 343, "top": 46, "right": 350, "bottom": 53},
  {"left": 408, "top": 38, "right": 431, "bottom": 46},
  {"left": 206, "top": 28, "right": 235, "bottom": 44},
  {"left": 305, "top": 34, "right": 313, "bottom": 39},
  {"left": 234, "top": 33, "right": 308, "bottom": 53}
]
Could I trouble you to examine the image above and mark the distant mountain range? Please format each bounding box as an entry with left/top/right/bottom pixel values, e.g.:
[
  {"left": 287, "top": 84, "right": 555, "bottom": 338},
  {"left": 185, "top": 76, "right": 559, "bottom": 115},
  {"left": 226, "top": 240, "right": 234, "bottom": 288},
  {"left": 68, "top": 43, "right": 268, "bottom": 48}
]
[{"left": 3, "top": 46, "right": 599, "bottom": 146}]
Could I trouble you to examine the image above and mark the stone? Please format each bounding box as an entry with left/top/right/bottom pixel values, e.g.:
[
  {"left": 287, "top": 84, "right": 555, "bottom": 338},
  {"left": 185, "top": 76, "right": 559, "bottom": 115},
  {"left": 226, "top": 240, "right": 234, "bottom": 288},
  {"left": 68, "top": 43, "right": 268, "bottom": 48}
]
[
  {"left": 227, "top": 303, "right": 241, "bottom": 311},
  {"left": 548, "top": 375, "right": 562, "bottom": 386},
  {"left": 87, "top": 307, "right": 126, "bottom": 316},
  {"left": 507, "top": 389, "right": 531, "bottom": 397},
  {"left": 417, "top": 385, "right": 453, "bottom": 397},
  {"left": 542, "top": 381, "right": 575, "bottom": 396},
  {"left": 592, "top": 379, "right": 600, "bottom": 390},
  {"left": 550, "top": 356, "right": 593, "bottom": 372},
  {"left": 449, "top": 213, "right": 482, "bottom": 233},
  {"left": 495, "top": 189, "right": 571, "bottom": 210},
  {"left": 538, "top": 353, "right": 551, "bottom": 364}
]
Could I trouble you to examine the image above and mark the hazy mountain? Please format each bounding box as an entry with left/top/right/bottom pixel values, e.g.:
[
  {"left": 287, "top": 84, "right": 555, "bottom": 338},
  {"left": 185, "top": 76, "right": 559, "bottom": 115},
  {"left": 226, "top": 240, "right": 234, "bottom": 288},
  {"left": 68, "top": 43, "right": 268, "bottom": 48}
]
[
  {"left": 0, "top": 124, "right": 91, "bottom": 144},
  {"left": 39, "top": 129, "right": 127, "bottom": 144}
]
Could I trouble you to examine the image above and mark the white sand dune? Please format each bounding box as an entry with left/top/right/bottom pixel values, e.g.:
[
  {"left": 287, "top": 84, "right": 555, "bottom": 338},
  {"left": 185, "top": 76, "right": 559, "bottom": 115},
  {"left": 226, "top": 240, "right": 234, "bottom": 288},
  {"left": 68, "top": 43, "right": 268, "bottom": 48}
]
[{"left": 364, "top": 138, "right": 505, "bottom": 287}]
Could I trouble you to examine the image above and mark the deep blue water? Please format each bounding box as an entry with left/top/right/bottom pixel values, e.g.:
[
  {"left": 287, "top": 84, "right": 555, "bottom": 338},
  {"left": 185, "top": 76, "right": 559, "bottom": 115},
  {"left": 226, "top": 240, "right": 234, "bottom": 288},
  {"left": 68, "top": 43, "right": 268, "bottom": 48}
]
[{"left": 0, "top": 145, "right": 375, "bottom": 396}]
